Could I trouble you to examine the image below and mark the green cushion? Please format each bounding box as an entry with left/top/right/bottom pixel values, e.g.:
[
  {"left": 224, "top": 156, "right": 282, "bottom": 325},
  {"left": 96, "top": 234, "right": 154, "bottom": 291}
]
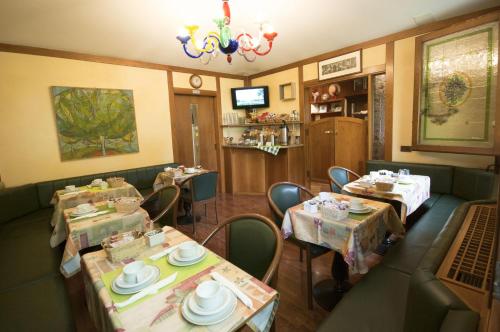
[
  {"left": 269, "top": 184, "right": 301, "bottom": 228},
  {"left": 0, "top": 275, "right": 74, "bottom": 332},
  {"left": 0, "top": 209, "right": 62, "bottom": 290},
  {"left": 404, "top": 269, "right": 478, "bottom": 332},
  {"left": 422, "top": 193, "right": 441, "bottom": 211},
  {"left": 328, "top": 168, "right": 349, "bottom": 193},
  {"left": 0, "top": 184, "right": 40, "bottom": 225},
  {"left": 191, "top": 172, "right": 218, "bottom": 202},
  {"left": 452, "top": 167, "right": 497, "bottom": 201},
  {"left": 228, "top": 218, "right": 277, "bottom": 280},
  {"left": 382, "top": 195, "right": 465, "bottom": 275},
  {"left": 366, "top": 160, "right": 454, "bottom": 194},
  {"left": 440, "top": 310, "right": 480, "bottom": 332},
  {"left": 317, "top": 265, "right": 410, "bottom": 332}
]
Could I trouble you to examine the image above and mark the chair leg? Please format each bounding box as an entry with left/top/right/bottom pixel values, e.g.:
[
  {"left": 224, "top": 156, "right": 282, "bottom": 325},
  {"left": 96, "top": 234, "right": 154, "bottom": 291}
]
[
  {"left": 306, "top": 247, "right": 313, "bottom": 310},
  {"left": 214, "top": 200, "right": 219, "bottom": 224},
  {"left": 299, "top": 247, "right": 303, "bottom": 262}
]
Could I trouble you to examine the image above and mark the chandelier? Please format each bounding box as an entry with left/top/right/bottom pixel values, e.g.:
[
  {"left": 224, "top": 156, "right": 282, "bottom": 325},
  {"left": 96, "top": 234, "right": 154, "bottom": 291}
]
[{"left": 176, "top": 0, "right": 278, "bottom": 64}]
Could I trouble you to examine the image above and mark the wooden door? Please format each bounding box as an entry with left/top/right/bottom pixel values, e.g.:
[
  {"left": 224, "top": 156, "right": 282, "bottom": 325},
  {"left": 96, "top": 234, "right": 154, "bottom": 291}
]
[
  {"left": 334, "top": 117, "right": 367, "bottom": 175},
  {"left": 172, "top": 95, "right": 218, "bottom": 171},
  {"left": 308, "top": 118, "right": 335, "bottom": 182}
]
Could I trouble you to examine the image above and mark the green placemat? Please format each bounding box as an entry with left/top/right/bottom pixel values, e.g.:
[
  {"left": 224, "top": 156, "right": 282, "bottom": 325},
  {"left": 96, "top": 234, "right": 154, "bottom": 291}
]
[
  {"left": 102, "top": 252, "right": 220, "bottom": 312},
  {"left": 68, "top": 206, "right": 116, "bottom": 223},
  {"left": 348, "top": 209, "right": 375, "bottom": 221}
]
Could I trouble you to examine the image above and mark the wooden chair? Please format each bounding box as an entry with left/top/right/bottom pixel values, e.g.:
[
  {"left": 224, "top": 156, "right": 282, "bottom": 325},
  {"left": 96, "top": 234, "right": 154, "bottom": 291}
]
[
  {"left": 267, "top": 181, "right": 330, "bottom": 309},
  {"left": 202, "top": 213, "right": 283, "bottom": 287},
  {"left": 328, "top": 166, "right": 361, "bottom": 193},
  {"left": 140, "top": 185, "right": 180, "bottom": 227},
  {"left": 179, "top": 171, "right": 219, "bottom": 235}
]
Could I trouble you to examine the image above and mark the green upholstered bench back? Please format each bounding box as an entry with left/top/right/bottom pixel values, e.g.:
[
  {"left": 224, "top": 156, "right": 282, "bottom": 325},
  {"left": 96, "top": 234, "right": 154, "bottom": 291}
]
[
  {"left": 452, "top": 167, "right": 497, "bottom": 201},
  {"left": 0, "top": 184, "right": 40, "bottom": 224},
  {"left": 36, "top": 163, "right": 178, "bottom": 208},
  {"left": 366, "top": 160, "right": 454, "bottom": 194},
  {"left": 404, "top": 269, "right": 479, "bottom": 332}
]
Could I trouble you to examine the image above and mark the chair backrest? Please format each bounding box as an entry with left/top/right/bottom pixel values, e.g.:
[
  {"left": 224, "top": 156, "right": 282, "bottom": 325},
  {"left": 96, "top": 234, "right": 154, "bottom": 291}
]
[
  {"left": 189, "top": 171, "right": 219, "bottom": 202},
  {"left": 267, "top": 182, "right": 314, "bottom": 228},
  {"left": 328, "top": 166, "right": 361, "bottom": 193},
  {"left": 140, "top": 185, "right": 180, "bottom": 226},
  {"left": 202, "top": 214, "right": 283, "bottom": 286}
]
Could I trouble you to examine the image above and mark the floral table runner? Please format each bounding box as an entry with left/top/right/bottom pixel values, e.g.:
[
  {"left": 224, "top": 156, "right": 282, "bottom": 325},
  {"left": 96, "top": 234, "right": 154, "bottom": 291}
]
[
  {"left": 60, "top": 202, "right": 152, "bottom": 278},
  {"left": 82, "top": 226, "right": 278, "bottom": 332},
  {"left": 282, "top": 193, "right": 404, "bottom": 274},
  {"left": 342, "top": 175, "right": 431, "bottom": 217},
  {"left": 50, "top": 183, "right": 142, "bottom": 247},
  {"left": 153, "top": 169, "right": 208, "bottom": 191}
]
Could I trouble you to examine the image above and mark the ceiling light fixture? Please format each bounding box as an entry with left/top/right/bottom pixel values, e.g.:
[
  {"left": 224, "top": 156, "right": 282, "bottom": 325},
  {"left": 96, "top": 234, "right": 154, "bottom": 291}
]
[{"left": 176, "top": 0, "right": 278, "bottom": 64}]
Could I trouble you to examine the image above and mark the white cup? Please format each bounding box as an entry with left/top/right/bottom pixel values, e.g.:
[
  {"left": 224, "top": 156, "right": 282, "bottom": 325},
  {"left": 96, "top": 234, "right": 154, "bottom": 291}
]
[
  {"left": 122, "top": 260, "right": 147, "bottom": 285},
  {"left": 178, "top": 241, "right": 198, "bottom": 259},
  {"left": 186, "top": 167, "right": 196, "bottom": 174},
  {"left": 76, "top": 203, "right": 92, "bottom": 213},
  {"left": 195, "top": 280, "right": 224, "bottom": 311},
  {"left": 319, "top": 192, "right": 330, "bottom": 201},
  {"left": 351, "top": 198, "right": 365, "bottom": 210},
  {"left": 65, "top": 185, "right": 76, "bottom": 192}
]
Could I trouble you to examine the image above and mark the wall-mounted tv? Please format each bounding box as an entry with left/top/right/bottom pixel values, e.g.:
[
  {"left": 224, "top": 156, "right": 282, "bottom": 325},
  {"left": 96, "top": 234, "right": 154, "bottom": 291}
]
[{"left": 231, "top": 86, "right": 269, "bottom": 109}]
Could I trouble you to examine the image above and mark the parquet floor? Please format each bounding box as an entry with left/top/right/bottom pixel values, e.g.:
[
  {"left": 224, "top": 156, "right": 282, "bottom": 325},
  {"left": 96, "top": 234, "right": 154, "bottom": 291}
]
[{"left": 66, "top": 192, "right": 381, "bottom": 332}]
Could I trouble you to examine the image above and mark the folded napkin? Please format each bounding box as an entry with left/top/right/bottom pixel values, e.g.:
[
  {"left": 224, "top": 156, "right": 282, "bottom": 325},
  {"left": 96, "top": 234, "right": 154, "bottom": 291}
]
[{"left": 210, "top": 271, "right": 253, "bottom": 309}]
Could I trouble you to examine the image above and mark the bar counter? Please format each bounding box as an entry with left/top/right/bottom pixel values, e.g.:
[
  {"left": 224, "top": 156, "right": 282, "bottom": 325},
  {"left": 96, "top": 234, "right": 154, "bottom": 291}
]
[{"left": 223, "top": 144, "right": 305, "bottom": 194}]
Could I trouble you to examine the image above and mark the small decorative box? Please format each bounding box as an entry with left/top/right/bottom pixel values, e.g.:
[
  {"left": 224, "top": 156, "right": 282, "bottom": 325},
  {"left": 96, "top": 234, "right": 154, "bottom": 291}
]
[
  {"left": 144, "top": 230, "right": 165, "bottom": 247},
  {"left": 321, "top": 202, "right": 349, "bottom": 221}
]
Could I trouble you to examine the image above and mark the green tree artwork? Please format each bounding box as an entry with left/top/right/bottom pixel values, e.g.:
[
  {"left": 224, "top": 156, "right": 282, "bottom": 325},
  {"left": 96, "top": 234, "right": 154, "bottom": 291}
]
[{"left": 51, "top": 86, "right": 139, "bottom": 161}]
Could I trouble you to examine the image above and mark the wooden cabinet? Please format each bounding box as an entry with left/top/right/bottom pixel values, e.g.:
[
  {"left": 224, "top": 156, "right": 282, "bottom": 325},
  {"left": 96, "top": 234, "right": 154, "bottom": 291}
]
[{"left": 308, "top": 117, "right": 367, "bottom": 182}]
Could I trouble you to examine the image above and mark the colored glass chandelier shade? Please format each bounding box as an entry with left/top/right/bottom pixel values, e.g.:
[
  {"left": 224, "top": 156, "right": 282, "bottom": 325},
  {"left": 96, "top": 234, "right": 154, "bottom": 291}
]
[{"left": 176, "top": 0, "right": 278, "bottom": 64}]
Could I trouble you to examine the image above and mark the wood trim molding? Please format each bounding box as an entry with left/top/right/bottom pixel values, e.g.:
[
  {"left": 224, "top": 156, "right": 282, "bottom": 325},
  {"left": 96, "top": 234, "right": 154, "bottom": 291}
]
[
  {"left": 166, "top": 70, "right": 179, "bottom": 163},
  {"left": 0, "top": 43, "right": 246, "bottom": 80},
  {"left": 172, "top": 87, "right": 217, "bottom": 96},
  {"left": 248, "top": 6, "right": 500, "bottom": 80},
  {"left": 384, "top": 41, "right": 394, "bottom": 161}
]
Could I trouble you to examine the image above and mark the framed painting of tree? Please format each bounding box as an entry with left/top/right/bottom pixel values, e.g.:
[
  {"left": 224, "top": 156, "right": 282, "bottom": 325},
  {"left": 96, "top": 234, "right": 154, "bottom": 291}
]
[
  {"left": 51, "top": 86, "right": 139, "bottom": 161},
  {"left": 412, "top": 13, "right": 499, "bottom": 155}
]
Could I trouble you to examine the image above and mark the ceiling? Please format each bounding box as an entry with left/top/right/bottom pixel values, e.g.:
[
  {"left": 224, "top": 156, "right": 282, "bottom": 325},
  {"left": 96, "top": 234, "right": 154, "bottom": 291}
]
[{"left": 0, "top": 0, "right": 497, "bottom": 75}]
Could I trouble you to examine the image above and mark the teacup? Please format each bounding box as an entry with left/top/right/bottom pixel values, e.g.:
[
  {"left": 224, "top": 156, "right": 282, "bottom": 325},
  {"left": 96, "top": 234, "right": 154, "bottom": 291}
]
[
  {"left": 122, "top": 260, "right": 147, "bottom": 285},
  {"left": 351, "top": 198, "right": 365, "bottom": 210},
  {"left": 194, "top": 280, "right": 224, "bottom": 311},
  {"left": 185, "top": 167, "right": 196, "bottom": 174},
  {"left": 76, "top": 203, "right": 93, "bottom": 213},
  {"left": 319, "top": 192, "right": 330, "bottom": 201},
  {"left": 65, "top": 185, "right": 76, "bottom": 192},
  {"left": 178, "top": 241, "right": 198, "bottom": 259}
]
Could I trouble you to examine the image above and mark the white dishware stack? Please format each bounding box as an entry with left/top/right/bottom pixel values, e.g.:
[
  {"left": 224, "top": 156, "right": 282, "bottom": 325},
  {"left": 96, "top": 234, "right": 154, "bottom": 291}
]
[
  {"left": 348, "top": 198, "right": 371, "bottom": 214},
  {"left": 168, "top": 241, "right": 207, "bottom": 267},
  {"left": 111, "top": 260, "right": 162, "bottom": 296}
]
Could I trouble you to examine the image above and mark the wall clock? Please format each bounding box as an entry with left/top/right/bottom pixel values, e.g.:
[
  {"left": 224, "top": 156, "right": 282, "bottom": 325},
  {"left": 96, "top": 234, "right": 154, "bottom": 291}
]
[{"left": 189, "top": 74, "right": 203, "bottom": 89}]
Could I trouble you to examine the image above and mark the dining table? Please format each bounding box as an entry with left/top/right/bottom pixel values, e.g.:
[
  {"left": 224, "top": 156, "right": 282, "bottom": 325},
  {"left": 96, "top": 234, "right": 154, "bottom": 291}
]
[
  {"left": 81, "top": 226, "right": 278, "bottom": 332},
  {"left": 49, "top": 183, "right": 143, "bottom": 248},
  {"left": 281, "top": 192, "right": 404, "bottom": 311},
  {"left": 60, "top": 201, "right": 152, "bottom": 278},
  {"left": 342, "top": 174, "right": 431, "bottom": 223}
]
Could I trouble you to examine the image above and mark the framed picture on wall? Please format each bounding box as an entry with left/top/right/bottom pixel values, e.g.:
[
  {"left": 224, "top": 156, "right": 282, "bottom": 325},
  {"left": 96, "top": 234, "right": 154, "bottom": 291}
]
[
  {"left": 412, "top": 14, "right": 499, "bottom": 155},
  {"left": 318, "top": 50, "right": 362, "bottom": 80}
]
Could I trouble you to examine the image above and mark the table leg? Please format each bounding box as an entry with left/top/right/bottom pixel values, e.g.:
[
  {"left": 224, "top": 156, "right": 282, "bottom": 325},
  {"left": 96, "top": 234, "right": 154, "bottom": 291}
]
[{"left": 312, "top": 251, "right": 351, "bottom": 311}]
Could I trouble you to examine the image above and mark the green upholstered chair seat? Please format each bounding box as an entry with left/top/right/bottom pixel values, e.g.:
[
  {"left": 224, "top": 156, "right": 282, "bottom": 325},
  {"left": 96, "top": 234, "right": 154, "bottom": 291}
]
[
  {"left": 228, "top": 218, "right": 277, "bottom": 280},
  {"left": 422, "top": 193, "right": 441, "bottom": 211},
  {"left": 0, "top": 275, "right": 74, "bottom": 332},
  {"left": 0, "top": 208, "right": 62, "bottom": 290},
  {"left": 317, "top": 265, "right": 411, "bottom": 332},
  {"left": 0, "top": 184, "right": 40, "bottom": 225}
]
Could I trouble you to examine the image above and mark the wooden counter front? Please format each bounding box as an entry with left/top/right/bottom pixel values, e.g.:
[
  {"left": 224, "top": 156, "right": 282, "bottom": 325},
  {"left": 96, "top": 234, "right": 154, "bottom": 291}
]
[{"left": 223, "top": 146, "right": 305, "bottom": 194}]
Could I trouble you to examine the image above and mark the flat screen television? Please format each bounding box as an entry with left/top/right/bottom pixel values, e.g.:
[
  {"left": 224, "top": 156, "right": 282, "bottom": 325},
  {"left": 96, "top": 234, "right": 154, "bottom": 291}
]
[{"left": 231, "top": 86, "right": 269, "bottom": 109}]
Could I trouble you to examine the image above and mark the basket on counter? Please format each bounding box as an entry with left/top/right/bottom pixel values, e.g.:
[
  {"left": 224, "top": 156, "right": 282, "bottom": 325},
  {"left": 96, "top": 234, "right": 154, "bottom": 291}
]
[
  {"left": 101, "top": 230, "right": 145, "bottom": 263},
  {"left": 106, "top": 177, "right": 126, "bottom": 188},
  {"left": 114, "top": 197, "right": 141, "bottom": 214}
]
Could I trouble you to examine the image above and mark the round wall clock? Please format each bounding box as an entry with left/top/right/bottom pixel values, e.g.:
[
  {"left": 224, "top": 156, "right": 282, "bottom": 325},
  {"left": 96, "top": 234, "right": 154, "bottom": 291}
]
[{"left": 189, "top": 74, "right": 203, "bottom": 89}]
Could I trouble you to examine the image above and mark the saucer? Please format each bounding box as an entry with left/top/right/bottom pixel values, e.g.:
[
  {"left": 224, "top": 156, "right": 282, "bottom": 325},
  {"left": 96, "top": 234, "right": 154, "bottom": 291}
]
[
  {"left": 181, "top": 288, "right": 237, "bottom": 325},
  {"left": 70, "top": 207, "right": 98, "bottom": 217},
  {"left": 111, "top": 266, "right": 160, "bottom": 295},
  {"left": 173, "top": 246, "right": 205, "bottom": 262},
  {"left": 349, "top": 206, "right": 372, "bottom": 214},
  {"left": 114, "top": 265, "right": 157, "bottom": 289},
  {"left": 188, "top": 287, "right": 231, "bottom": 316},
  {"left": 168, "top": 250, "right": 207, "bottom": 267}
]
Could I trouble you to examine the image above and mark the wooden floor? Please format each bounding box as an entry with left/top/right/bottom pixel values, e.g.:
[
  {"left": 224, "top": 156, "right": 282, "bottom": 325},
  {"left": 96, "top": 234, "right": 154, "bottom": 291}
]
[{"left": 66, "top": 192, "right": 382, "bottom": 332}]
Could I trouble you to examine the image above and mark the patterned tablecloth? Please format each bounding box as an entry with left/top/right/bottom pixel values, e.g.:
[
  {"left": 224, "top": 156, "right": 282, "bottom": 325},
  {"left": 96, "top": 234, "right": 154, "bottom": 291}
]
[
  {"left": 342, "top": 175, "right": 431, "bottom": 217},
  {"left": 153, "top": 169, "right": 208, "bottom": 191},
  {"left": 60, "top": 202, "right": 152, "bottom": 278},
  {"left": 50, "top": 183, "right": 142, "bottom": 247},
  {"left": 82, "top": 226, "right": 278, "bottom": 332},
  {"left": 282, "top": 193, "right": 404, "bottom": 274}
]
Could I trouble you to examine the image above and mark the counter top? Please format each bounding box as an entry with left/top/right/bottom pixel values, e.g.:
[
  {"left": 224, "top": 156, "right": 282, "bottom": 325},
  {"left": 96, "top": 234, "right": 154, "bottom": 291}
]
[{"left": 222, "top": 144, "right": 304, "bottom": 149}]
